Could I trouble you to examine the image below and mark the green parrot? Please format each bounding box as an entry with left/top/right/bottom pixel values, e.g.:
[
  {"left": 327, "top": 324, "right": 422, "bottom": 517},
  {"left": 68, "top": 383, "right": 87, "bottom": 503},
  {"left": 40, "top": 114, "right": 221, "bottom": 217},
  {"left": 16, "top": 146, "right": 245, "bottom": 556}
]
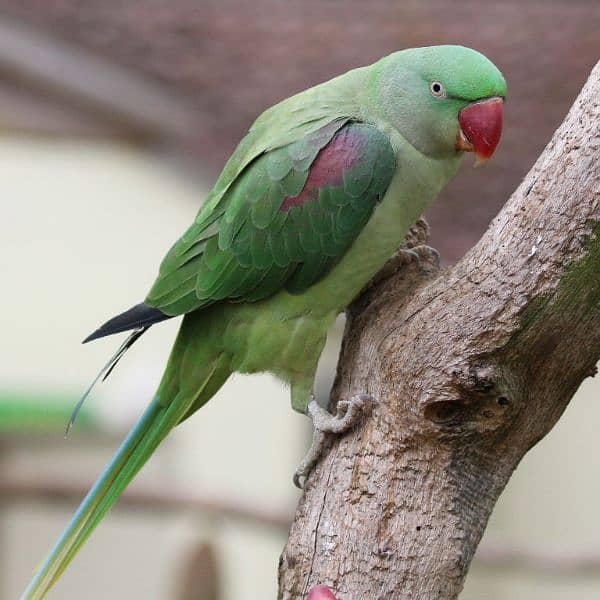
[{"left": 22, "top": 44, "right": 506, "bottom": 599}]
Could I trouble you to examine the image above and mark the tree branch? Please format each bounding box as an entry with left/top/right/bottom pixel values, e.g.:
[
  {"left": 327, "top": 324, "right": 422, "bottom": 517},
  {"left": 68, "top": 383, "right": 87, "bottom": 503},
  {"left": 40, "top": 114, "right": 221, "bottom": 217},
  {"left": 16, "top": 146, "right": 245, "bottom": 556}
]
[{"left": 279, "top": 60, "right": 600, "bottom": 599}]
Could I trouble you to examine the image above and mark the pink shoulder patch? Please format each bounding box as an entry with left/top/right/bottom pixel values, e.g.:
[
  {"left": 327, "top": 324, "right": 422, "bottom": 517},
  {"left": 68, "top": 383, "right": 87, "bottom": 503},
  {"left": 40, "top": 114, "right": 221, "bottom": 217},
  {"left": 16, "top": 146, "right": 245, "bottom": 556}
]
[{"left": 280, "top": 127, "right": 365, "bottom": 212}]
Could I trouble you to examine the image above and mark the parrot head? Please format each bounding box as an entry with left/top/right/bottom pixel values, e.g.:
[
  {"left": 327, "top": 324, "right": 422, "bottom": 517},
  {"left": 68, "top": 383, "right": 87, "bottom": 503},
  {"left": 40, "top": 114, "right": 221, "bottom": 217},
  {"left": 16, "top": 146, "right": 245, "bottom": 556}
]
[{"left": 375, "top": 45, "right": 507, "bottom": 164}]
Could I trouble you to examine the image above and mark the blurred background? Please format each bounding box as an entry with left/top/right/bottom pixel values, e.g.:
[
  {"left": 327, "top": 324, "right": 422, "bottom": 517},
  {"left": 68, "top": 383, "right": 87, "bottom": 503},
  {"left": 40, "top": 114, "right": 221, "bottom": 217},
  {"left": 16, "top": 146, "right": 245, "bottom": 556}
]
[{"left": 0, "top": 1, "right": 599, "bottom": 598}]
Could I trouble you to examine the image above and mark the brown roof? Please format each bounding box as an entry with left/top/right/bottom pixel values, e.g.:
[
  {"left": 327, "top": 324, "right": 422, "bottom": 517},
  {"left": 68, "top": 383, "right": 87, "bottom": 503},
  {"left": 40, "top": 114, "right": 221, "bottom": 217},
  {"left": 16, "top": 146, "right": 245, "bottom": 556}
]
[{"left": 2, "top": 0, "right": 599, "bottom": 261}]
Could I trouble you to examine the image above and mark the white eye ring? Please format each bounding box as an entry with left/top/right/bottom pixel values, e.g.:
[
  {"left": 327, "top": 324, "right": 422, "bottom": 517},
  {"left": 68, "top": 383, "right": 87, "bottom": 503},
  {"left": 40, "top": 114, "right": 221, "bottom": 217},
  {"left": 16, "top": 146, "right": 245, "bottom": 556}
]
[{"left": 429, "top": 81, "right": 446, "bottom": 98}]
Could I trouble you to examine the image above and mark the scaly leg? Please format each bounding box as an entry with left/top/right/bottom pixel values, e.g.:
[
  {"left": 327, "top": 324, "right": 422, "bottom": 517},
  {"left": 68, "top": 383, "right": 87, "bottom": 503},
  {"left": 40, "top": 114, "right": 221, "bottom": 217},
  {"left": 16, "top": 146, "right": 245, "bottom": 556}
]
[{"left": 293, "top": 394, "right": 375, "bottom": 489}]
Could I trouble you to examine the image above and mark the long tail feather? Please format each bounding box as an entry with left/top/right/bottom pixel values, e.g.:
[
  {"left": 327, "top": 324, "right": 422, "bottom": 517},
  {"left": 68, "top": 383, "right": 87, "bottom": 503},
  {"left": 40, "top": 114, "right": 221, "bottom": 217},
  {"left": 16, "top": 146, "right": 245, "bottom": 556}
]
[
  {"left": 66, "top": 328, "right": 148, "bottom": 436},
  {"left": 21, "top": 388, "right": 201, "bottom": 600}
]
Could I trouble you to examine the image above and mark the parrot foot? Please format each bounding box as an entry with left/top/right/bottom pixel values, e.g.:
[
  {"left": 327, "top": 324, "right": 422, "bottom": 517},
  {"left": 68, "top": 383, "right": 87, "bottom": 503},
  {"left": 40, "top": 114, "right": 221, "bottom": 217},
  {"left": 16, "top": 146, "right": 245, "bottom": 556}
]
[
  {"left": 293, "top": 394, "right": 375, "bottom": 489},
  {"left": 399, "top": 244, "right": 440, "bottom": 268}
]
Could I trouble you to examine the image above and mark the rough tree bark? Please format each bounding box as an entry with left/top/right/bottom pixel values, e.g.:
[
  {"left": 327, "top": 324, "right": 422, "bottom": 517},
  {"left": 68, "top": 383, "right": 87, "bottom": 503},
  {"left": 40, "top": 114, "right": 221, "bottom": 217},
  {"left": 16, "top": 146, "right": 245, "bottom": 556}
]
[{"left": 278, "top": 61, "right": 600, "bottom": 599}]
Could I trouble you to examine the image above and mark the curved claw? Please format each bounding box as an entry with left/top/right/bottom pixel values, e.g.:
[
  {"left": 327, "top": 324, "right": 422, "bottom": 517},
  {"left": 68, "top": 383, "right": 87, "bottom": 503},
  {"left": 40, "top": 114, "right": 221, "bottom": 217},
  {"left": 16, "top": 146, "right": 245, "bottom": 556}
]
[
  {"left": 293, "top": 394, "right": 376, "bottom": 488},
  {"left": 399, "top": 248, "right": 420, "bottom": 263},
  {"left": 399, "top": 245, "right": 441, "bottom": 268},
  {"left": 293, "top": 428, "right": 327, "bottom": 488},
  {"left": 413, "top": 244, "right": 441, "bottom": 266}
]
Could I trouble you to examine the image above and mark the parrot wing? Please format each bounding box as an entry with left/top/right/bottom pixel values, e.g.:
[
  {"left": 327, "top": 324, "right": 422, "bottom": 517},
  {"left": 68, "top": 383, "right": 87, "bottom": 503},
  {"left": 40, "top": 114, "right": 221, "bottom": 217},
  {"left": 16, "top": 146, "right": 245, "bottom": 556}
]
[
  {"left": 22, "top": 123, "right": 397, "bottom": 600},
  {"left": 146, "top": 120, "right": 397, "bottom": 315}
]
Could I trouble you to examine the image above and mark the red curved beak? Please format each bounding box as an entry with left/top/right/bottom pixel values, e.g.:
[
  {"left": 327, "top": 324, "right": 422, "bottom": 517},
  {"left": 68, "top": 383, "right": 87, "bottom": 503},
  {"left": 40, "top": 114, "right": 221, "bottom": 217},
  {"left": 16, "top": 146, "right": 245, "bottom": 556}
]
[{"left": 456, "top": 97, "right": 504, "bottom": 165}]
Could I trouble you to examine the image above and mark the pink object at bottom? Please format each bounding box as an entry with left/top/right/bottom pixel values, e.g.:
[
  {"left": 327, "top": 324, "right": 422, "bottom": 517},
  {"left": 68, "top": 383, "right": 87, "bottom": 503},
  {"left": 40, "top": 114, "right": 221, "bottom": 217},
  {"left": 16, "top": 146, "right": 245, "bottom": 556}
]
[{"left": 308, "top": 585, "right": 337, "bottom": 600}]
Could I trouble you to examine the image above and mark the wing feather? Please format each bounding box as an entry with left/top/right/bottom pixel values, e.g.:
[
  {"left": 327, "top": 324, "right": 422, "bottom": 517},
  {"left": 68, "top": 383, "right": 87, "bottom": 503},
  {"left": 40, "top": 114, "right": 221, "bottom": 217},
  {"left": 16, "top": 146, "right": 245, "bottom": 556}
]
[{"left": 146, "top": 121, "right": 396, "bottom": 316}]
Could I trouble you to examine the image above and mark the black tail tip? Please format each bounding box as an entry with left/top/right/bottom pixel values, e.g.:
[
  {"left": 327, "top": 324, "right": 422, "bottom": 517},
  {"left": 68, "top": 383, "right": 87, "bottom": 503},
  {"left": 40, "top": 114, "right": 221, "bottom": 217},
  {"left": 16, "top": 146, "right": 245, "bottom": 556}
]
[
  {"left": 82, "top": 331, "right": 99, "bottom": 344},
  {"left": 83, "top": 303, "right": 171, "bottom": 343}
]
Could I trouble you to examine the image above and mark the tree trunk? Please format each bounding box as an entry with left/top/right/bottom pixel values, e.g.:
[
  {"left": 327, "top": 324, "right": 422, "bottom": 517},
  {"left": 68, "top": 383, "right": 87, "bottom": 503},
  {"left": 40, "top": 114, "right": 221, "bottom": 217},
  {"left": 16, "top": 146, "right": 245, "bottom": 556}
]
[{"left": 278, "top": 61, "right": 600, "bottom": 599}]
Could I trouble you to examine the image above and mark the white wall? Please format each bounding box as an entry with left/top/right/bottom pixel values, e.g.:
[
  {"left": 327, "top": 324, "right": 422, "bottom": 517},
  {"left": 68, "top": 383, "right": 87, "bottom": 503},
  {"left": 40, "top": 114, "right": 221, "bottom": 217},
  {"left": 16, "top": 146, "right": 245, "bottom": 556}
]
[
  {"left": 0, "top": 137, "right": 307, "bottom": 600},
  {"left": 464, "top": 373, "right": 600, "bottom": 599}
]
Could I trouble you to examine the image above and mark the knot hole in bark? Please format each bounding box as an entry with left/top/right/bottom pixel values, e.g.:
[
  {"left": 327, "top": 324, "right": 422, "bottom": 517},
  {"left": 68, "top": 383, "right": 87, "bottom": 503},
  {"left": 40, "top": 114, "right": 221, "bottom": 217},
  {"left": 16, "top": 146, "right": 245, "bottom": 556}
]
[{"left": 423, "top": 365, "right": 517, "bottom": 434}]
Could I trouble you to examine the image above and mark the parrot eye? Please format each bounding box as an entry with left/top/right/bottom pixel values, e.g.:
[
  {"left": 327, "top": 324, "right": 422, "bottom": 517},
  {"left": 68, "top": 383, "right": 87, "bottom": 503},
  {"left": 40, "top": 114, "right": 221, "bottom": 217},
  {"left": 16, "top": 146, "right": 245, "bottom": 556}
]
[{"left": 429, "top": 81, "right": 446, "bottom": 98}]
